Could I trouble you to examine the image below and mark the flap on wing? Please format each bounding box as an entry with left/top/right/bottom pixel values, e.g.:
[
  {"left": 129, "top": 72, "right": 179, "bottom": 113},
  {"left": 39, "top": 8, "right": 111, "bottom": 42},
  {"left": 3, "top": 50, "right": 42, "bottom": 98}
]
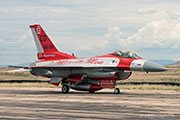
[{"left": 50, "top": 77, "right": 62, "bottom": 86}]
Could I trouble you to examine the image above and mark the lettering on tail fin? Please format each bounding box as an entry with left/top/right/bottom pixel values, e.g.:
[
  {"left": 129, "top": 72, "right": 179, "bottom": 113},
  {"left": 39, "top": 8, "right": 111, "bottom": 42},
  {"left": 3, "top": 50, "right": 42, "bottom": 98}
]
[{"left": 29, "top": 24, "right": 76, "bottom": 60}]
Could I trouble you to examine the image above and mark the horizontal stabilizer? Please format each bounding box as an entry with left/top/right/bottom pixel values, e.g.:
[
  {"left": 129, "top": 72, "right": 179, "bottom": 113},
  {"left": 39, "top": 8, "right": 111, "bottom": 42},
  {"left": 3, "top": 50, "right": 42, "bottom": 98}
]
[
  {"left": 50, "top": 77, "right": 62, "bottom": 86},
  {"left": 8, "top": 65, "right": 30, "bottom": 69},
  {"left": 4, "top": 68, "right": 29, "bottom": 74}
]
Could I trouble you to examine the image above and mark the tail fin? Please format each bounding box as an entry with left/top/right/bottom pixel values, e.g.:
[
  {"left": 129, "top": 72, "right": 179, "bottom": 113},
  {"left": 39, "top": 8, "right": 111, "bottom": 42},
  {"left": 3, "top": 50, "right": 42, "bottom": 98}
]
[{"left": 29, "top": 24, "right": 75, "bottom": 60}]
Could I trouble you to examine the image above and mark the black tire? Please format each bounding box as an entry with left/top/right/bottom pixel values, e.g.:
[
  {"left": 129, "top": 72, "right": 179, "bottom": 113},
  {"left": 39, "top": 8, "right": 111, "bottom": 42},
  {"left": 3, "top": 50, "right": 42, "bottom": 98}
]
[
  {"left": 114, "top": 88, "right": 120, "bottom": 94},
  {"left": 62, "top": 85, "right": 69, "bottom": 93},
  {"left": 89, "top": 91, "right": 95, "bottom": 93}
]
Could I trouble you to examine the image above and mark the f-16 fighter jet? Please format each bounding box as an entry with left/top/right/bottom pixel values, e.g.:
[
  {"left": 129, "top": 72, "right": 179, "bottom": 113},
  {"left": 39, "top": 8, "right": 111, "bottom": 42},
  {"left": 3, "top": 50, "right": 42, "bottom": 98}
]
[{"left": 7, "top": 24, "right": 167, "bottom": 94}]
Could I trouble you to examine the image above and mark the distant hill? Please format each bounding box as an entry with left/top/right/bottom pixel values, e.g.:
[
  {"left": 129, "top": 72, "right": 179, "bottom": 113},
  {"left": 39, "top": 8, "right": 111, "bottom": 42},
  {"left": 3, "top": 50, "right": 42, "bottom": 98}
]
[
  {"left": 0, "top": 65, "right": 8, "bottom": 67},
  {"left": 0, "top": 63, "right": 31, "bottom": 68},
  {"left": 150, "top": 59, "right": 175, "bottom": 66},
  {"left": 16, "top": 63, "right": 31, "bottom": 66},
  {"left": 166, "top": 60, "right": 180, "bottom": 67}
]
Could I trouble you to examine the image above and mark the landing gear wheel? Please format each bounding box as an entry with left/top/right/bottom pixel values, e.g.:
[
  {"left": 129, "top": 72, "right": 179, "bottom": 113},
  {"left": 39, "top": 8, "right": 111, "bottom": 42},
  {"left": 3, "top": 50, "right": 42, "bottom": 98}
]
[
  {"left": 62, "top": 85, "right": 69, "bottom": 93},
  {"left": 114, "top": 88, "right": 120, "bottom": 94},
  {"left": 89, "top": 91, "right": 95, "bottom": 94}
]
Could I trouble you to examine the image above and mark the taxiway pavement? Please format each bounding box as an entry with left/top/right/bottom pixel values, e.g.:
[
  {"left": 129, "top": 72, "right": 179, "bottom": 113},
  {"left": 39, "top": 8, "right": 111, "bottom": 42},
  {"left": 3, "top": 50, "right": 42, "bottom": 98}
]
[{"left": 0, "top": 87, "right": 179, "bottom": 120}]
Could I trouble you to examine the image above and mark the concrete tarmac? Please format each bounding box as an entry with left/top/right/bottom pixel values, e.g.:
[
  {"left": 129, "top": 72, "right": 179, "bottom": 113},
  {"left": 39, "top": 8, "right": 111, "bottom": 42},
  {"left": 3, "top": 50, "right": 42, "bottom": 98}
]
[{"left": 0, "top": 87, "right": 179, "bottom": 120}]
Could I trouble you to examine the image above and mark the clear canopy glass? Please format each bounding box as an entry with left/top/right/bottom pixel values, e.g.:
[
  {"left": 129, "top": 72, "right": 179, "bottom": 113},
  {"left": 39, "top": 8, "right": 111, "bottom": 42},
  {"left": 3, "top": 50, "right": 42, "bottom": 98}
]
[{"left": 110, "top": 50, "right": 141, "bottom": 58}]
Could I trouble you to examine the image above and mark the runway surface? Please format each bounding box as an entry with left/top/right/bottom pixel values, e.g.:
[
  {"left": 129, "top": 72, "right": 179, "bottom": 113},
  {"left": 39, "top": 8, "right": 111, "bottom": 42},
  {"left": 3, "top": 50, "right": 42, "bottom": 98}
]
[{"left": 0, "top": 87, "right": 179, "bottom": 120}]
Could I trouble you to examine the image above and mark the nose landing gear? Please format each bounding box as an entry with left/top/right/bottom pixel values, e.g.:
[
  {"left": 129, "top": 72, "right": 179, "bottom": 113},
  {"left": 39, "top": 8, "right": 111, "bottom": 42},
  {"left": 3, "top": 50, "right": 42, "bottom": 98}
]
[
  {"left": 114, "top": 88, "right": 120, "bottom": 94},
  {"left": 114, "top": 80, "right": 120, "bottom": 94}
]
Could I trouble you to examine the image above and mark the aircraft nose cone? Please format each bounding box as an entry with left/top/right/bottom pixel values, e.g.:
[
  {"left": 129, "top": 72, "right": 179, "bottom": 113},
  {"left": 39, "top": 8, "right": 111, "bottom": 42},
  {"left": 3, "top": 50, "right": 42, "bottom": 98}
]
[{"left": 143, "top": 61, "right": 167, "bottom": 72}]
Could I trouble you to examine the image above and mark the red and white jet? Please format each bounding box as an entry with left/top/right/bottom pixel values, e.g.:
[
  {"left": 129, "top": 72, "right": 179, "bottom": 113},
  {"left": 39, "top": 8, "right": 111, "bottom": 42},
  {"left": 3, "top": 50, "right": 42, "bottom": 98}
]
[{"left": 11, "top": 24, "right": 167, "bottom": 94}]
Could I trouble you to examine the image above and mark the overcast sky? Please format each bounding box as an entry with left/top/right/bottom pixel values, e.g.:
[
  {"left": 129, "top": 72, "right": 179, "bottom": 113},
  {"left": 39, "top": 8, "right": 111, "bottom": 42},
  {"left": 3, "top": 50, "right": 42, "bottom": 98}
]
[{"left": 0, "top": 0, "right": 180, "bottom": 65}]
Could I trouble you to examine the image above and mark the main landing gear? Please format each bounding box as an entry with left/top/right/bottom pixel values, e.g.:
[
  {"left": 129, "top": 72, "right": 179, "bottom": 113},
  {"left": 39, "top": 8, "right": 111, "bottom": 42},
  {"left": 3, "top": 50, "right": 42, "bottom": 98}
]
[
  {"left": 62, "top": 85, "right": 70, "bottom": 93},
  {"left": 114, "top": 88, "right": 120, "bottom": 94}
]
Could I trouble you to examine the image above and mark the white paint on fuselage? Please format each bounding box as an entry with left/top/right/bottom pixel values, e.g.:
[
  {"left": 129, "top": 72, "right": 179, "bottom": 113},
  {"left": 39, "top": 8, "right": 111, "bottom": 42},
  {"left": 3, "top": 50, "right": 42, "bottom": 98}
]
[
  {"left": 35, "top": 57, "right": 120, "bottom": 67},
  {"left": 130, "top": 59, "right": 147, "bottom": 71}
]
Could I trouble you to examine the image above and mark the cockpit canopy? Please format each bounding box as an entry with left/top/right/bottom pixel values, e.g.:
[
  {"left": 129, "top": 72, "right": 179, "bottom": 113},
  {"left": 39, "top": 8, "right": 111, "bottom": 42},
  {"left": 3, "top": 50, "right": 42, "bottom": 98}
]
[{"left": 110, "top": 50, "right": 141, "bottom": 58}]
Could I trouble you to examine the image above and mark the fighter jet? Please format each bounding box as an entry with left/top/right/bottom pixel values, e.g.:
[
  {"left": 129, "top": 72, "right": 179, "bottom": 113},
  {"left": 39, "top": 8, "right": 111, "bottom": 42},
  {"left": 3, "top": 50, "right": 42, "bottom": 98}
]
[{"left": 7, "top": 24, "right": 167, "bottom": 94}]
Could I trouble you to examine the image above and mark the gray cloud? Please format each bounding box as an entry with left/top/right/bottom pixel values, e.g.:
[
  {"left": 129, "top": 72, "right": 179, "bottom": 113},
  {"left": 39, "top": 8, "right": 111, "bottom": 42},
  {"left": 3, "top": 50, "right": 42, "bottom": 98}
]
[
  {"left": 167, "top": 10, "right": 180, "bottom": 20},
  {"left": 0, "top": 8, "right": 8, "bottom": 15},
  {"left": 135, "top": 8, "right": 156, "bottom": 14}
]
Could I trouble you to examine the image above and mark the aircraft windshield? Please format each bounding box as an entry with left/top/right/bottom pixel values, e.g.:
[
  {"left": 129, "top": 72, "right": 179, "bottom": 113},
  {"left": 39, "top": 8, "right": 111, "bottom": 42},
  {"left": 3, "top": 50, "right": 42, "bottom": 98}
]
[{"left": 111, "top": 50, "right": 141, "bottom": 58}]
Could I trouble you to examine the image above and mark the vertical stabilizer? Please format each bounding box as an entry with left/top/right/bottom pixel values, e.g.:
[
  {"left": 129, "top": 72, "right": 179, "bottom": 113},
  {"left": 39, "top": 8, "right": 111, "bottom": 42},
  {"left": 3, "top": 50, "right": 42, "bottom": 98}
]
[
  {"left": 30, "top": 24, "right": 75, "bottom": 60},
  {"left": 29, "top": 24, "right": 58, "bottom": 53}
]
